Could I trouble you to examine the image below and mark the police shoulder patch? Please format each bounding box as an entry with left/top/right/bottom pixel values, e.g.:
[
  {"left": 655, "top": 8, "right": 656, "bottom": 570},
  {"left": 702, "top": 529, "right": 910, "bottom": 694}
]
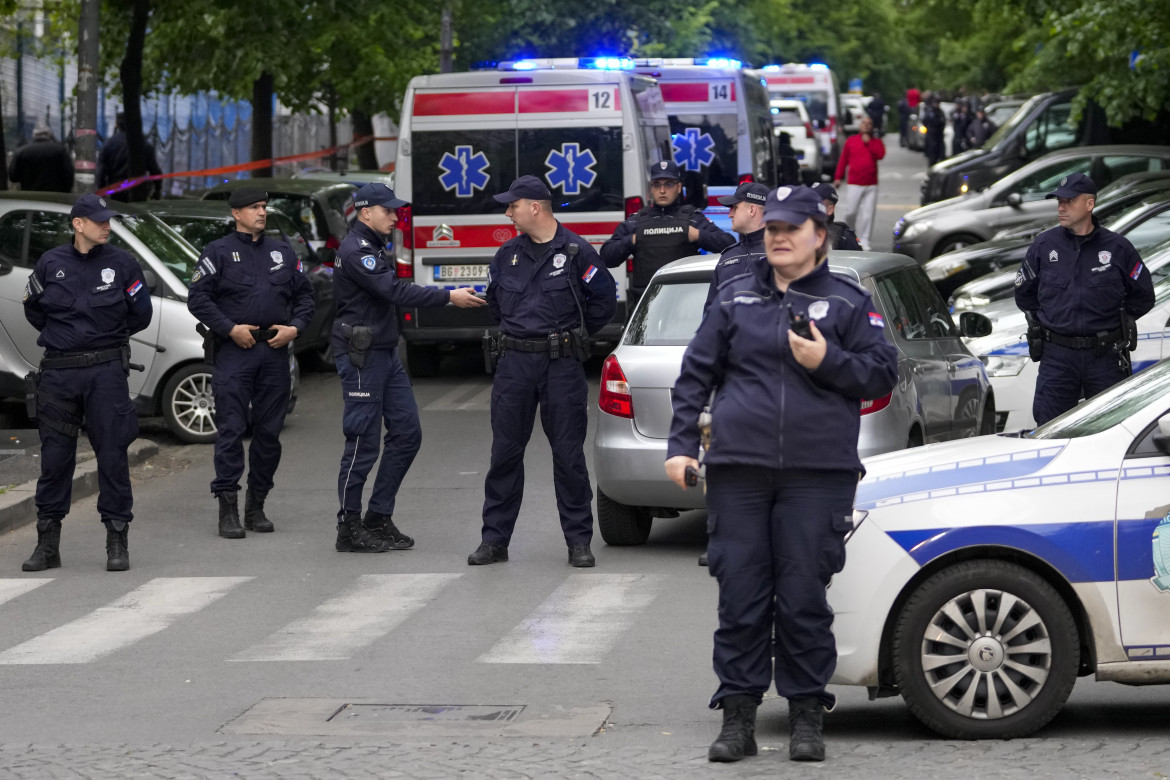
[{"left": 361, "top": 255, "right": 378, "bottom": 271}]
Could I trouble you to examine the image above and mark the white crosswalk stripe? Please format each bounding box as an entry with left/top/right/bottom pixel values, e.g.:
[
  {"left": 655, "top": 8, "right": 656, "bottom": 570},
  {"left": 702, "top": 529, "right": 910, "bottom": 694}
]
[
  {"left": 478, "top": 573, "right": 667, "bottom": 664},
  {"left": 422, "top": 382, "right": 493, "bottom": 411},
  {"left": 0, "top": 578, "right": 51, "bottom": 607},
  {"left": 0, "top": 577, "right": 251, "bottom": 665},
  {"left": 229, "top": 573, "right": 461, "bottom": 662}
]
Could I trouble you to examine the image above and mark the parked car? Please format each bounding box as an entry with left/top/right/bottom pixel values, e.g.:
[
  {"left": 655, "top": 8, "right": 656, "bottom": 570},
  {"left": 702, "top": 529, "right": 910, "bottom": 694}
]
[
  {"left": 895, "top": 144, "right": 1170, "bottom": 263},
  {"left": 593, "top": 252, "right": 994, "bottom": 545},
  {"left": 841, "top": 94, "right": 869, "bottom": 135},
  {"left": 770, "top": 97, "right": 822, "bottom": 183},
  {"left": 0, "top": 193, "right": 299, "bottom": 443},
  {"left": 291, "top": 168, "right": 395, "bottom": 188},
  {"left": 835, "top": 358, "right": 1170, "bottom": 737},
  {"left": 145, "top": 200, "right": 337, "bottom": 370},
  {"left": 982, "top": 99, "right": 1025, "bottom": 133},
  {"left": 200, "top": 177, "right": 358, "bottom": 261}
]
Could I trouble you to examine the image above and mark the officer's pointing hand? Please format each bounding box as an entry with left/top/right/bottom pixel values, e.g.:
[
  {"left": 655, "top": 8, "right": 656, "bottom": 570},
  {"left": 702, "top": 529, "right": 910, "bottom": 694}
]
[
  {"left": 450, "top": 288, "right": 487, "bottom": 308},
  {"left": 688, "top": 226, "right": 700, "bottom": 242},
  {"left": 788, "top": 319, "right": 827, "bottom": 371},
  {"left": 267, "top": 324, "right": 298, "bottom": 349},
  {"left": 229, "top": 323, "right": 258, "bottom": 349},
  {"left": 665, "top": 455, "right": 700, "bottom": 490}
]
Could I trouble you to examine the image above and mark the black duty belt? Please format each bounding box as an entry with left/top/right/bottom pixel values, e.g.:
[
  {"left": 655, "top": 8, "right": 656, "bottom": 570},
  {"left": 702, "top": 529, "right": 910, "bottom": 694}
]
[
  {"left": 40, "top": 347, "right": 124, "bottom": 370},
  {"left": 499, "top": 334, "right": 566, "bottom": 353},
  {"left": 1043, "top": 329, "right": 1122, "bottom": 350}
]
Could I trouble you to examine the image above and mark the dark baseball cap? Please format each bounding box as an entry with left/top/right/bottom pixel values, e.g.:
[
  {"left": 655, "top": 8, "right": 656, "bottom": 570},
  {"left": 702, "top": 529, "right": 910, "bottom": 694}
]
[
  {"left": 227, "top": 186, "right": 268, "bottom": 209},
  {"left": 810, "top": 182, "right": 838, "bottom": 204},
  {"left": 717, "top": 181, "right": 770, "bottom": 207},
  {"left": 354, "top": 182, "right": 408, "bottom": 209},
  {"left": 763, "top": 185, "right": 828, "bottom": 225},
  {"left": 493, "top": 175, "right": 553, "bottom": 204},
  {"left": 70, "top": 194, "right": 120, "bottom": 222},
  {"left": 1046, "top": 172, "right": 1098, "bottom": 199},
  {"left": 648, "top": 159, "right": 681, "bottom": 181}
]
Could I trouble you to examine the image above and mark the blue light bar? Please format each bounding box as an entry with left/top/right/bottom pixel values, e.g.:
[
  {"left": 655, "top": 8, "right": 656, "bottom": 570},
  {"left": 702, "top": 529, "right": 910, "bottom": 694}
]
[
  {"left": 761, "top": 64, "right": 781, "bottom": 72},
  {"left": 587, "top": 57, "right": 634, "bottom": 70},
  {"left": 809, "top": 63, "right": 829, "bottom": 70},
  {"left": 512, "top": 60, "right": 538, "bottom": 70},
  {"left": 701, "top": 57, "right": 742, "bottom": 69}
]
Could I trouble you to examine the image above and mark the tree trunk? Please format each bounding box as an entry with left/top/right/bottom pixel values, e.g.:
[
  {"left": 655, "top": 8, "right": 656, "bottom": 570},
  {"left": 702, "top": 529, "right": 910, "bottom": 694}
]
[
  {"left": 119, "top": 0, "right": 151, "bottom": 200},
  {"left": 0, "top": 79, "right": 8, "bottom": 190},
  {"left": 251, "top": 72, "right": 274, "bottom": 177},
  {"left": 352, "top": 108, "right": 378, "bottom": 170}
]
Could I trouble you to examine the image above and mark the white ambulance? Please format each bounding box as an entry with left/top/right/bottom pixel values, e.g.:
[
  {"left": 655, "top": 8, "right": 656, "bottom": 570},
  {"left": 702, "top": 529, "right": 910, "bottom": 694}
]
[
  {"left": 393, "top": 64, "right": 672, "bottom": 375},
  {"left": 761, "top": 62, "right": 845, "bottom": 176}
]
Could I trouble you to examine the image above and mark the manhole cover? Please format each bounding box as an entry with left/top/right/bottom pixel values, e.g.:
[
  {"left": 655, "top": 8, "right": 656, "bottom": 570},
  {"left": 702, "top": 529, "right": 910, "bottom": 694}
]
[{"left": 332, "top": 704, "right": 524, "bottom": 723}]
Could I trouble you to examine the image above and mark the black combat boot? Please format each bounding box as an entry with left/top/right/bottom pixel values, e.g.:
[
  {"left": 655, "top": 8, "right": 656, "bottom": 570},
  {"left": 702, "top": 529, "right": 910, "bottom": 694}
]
[
  {"left": 243, "top": 489, "right": 275, "bottom": 533},
  {"left": 361, "top": 510, "right": 413, "bottom": 548},
  {"left": 22, "top": 518, "right": 62, "bottom": 572},
  {"left": 335, "top": 513, "right": 392, "bottom": 552},
  {"left": 104, "top": 519, "right": 129, "bottom": 572},
  {"left": 708, "top": 694, "right": 759, "bottom": 762},
  {"left": 467, "top": 542, "right": 508, "bottom": 565},
  {"left": 568, "top": 543, "right": 595, "bottom": 567},
  {"left": 217, "top": 491, "right": 245, "bottom": 539},
  {"left": 788, "top": 697, "right": 826, "bottom": 762}
]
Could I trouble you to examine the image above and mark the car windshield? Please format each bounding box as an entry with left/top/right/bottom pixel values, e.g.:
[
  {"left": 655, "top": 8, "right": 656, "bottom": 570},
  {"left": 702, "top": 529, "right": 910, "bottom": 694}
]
[
  {"left": 624, "top": 273, "right": 710, "bottom": 346},
  {"left": 986, "top": 93, "right": 1045, "bottom": 150},
  {"left": 114, "top": 213, "right": 200, "bottom": 287},
  {"left": 1029, "top": 358, "right": 1170, "bottom": 439}
]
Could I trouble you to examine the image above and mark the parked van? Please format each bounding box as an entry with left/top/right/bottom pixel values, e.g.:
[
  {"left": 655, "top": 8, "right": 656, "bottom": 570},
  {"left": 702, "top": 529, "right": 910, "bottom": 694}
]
[
  {"left": 922, "top": 89, "right": 1170, "bottom": 204},
  {"left": 760, "top": 63, "right": 845, "bottom": 175},
  {"left": 393, "top": 64, "right": 672, "bottom": 375}
]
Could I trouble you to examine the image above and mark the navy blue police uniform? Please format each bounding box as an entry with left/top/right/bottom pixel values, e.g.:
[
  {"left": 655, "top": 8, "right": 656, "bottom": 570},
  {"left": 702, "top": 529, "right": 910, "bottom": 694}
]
[
  {"left": 1014, "top": 173, "right": 1155, "bottom": 425},
  {"left": 187, "top": 188, "right": 315, "bottom": 530},
  {"left": 331, "top": 184, "right": 454, "bottom": 552},
  {"left": 601, "top": 160, "right": 735, "bottom": 299},
  {"left": 703, "top": 182, "right": 771, "bottom": 316},
  {"left": 668, "top": 187, "right": 897, "bottom": 727},
  {"left": 474, "top": 176, "right": 616, "bottom": 565},
  {"left": 811, "top": 183, "right": 863, "bottom": 251},
  {"left": 21, "top": 194, "right": 153, "bottom": 572}
]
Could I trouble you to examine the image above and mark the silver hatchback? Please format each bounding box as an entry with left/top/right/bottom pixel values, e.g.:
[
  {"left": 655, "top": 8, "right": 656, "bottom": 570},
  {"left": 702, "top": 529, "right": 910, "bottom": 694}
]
[{"left": 593, "top": 252, "right": 995, "bottom": 545}]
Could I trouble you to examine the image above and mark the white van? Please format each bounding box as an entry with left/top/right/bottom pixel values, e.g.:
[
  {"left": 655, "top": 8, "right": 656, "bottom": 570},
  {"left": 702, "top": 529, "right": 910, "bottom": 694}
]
[
  {"left": 761, "top": 63, "right": 844, "bottom": 175},
  {"left": 393, "top": 65, "right": 672, "bottom": 375}
]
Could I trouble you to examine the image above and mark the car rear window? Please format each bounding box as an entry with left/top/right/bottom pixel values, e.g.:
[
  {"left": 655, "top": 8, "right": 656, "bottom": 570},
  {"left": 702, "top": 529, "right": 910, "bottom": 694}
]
[
  {"left": 772, "top": 91, "right": 829, "bottom": 122},
  {"left": 624, "top": 274, "right": 710, "bottom": 346},
  {"left": 774, "top": 109, "right": 804, "bottom": 127}
]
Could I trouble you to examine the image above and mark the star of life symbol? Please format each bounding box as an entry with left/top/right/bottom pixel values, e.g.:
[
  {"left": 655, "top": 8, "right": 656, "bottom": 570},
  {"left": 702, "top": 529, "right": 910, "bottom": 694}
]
[
  {"left": 672, "top": 127, "right": 716, "bottom": 171},
  {"left": 438, "top": 145, "right": 491, "bottom": 198},
  {"left": 1152, "top": 511, "right": 1170, "bottom": 592},
  {"left": 544, "top": 143, "right": 598, "bottom": 195}
]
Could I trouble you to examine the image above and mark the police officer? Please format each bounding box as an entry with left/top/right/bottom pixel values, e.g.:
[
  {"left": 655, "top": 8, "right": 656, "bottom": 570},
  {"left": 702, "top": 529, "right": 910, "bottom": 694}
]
[
  {"left": 332, "top": 183, "right": 484, "bottom": 553},
  {"left": 704, "top": 183, "right": 769, "bottom": 314},
  {"left": 1014, "top": 173, "right": 1155, "bottom": 425},
  {"left": 811, "top": 183, "right": 863, "bottom": 251},
  {"left": 600, "top": 160, "right": 734, "bottom": 308},
  {"left": 21, "top": 194, "right": 153, "bottom": 572},
  {"left": 666, "top": 186, "right": 897, "bottom": 763},
  {"left": 187, "top": 187, "right": 315, "bottom": 539},
  {"left": 469, "top": 176, "right": 616, "bottom": 567}
]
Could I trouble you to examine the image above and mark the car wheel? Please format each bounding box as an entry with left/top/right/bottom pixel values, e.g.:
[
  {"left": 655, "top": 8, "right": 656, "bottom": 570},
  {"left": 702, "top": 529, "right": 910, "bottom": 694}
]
[
  {"left": 979, "top": 396, "right": 997, "bottom": 436},
  {"left": 932, "top": 234, "right": 981, "bottom": 258},
  {"left": 596, "top": 488, "right": 652, "bottom": 546},
  {"left": 955, "top": 390, "right": 981, "bottom": 434},
  {"left": 161, "top": 363, "right": 217, "bottom": 444},
  {"left": 892, "top": 560, "right": 1079, "bottom": 739},
  {"left": 406, "top": 343, "right": 440, "bottom": 378}
]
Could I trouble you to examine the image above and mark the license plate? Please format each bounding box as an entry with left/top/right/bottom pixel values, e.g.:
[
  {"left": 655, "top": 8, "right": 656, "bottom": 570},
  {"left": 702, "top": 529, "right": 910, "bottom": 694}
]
[{"left": 434, "top": 264, "right": 489, "bottom": 281}]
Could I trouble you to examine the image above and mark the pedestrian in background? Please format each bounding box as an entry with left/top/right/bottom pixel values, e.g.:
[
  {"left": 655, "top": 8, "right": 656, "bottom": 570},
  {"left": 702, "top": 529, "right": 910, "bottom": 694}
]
[
  {"left": 865, "top": 91, "right": 886, "bottom": 135},
  {"left": 897, "top": 96, "right": 912, "bottom": 148},
  {"left": 331, "top": 183, "right": 484, "bottom": 553},
  {"left": 775, "top": 133, "right": 802, "bottom": 186},
  {"left": 96, "top": 112, "right": 162, "bottom": 201},
  {"left": 187, "top": 187, "right": 315, "bottom": 540},
  {"left": 666, "top": 185, "right": 897, "bottom": 764},
  {"left": 469, "top": 176, "right": 616, "bottom": 567},
  {"left": 833, "top": 115, "right": 885, "bottom": 250},
  {"left": 965, "top": 107, "right": 994, "bottom": 149},
  {"left": 922, "top": 96, "right": 946, "bottom": 166},
  {"left": 8, "top": 123, "right": 74, "bottom": 193},
  {"left": 951, "top": 102, "right": 971, "bottom": 157},
  {"left": 21, "top": 194, "right": 153, "bottom": 572},
  {"left": 1014, "top": 173, "right": 1154, "bottom": 425},
  {"left": 811, "top": 183, "right": 863, "bottom": 251}
]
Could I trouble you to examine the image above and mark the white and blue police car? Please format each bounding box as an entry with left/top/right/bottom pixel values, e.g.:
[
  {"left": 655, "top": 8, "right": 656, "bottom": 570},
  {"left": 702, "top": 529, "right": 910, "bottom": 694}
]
[{"left": 830, "top": 357, "right": 1170, "bottom": 738}]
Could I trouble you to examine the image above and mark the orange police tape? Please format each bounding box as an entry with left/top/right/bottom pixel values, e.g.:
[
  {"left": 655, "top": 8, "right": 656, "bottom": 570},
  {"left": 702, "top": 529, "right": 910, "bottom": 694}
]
[{"left": 97, "top": 134, "right": 396, "bottom": 197}]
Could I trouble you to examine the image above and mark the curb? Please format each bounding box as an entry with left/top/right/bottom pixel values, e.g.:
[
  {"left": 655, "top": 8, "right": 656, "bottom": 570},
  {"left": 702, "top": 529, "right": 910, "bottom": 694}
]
[{"left": 0, "top": 438, "right": 160, "bottom": 535}]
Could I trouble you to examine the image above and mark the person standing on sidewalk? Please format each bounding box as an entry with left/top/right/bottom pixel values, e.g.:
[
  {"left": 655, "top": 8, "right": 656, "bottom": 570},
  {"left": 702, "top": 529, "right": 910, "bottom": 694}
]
[
  {"left": 833, "top": 115, "right": 885, "bottom": 250},
  {"left": 21, "top": 194, "right": 153, "bottom": 572}
]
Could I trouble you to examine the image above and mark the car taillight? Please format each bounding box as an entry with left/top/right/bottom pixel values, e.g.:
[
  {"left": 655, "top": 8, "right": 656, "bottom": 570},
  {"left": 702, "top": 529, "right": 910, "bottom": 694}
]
[
  {"left": 860, "top": 393, "right": 892, "bottom": 415},
  {"left": 804, "top": 122, "right": 814, "bottom": 138},
  {"left": 395, "top": 205, "right": 413, "bottom": 250},
  {"left": 624, "top": 195, "right": 644, "bottom": 218},
  {"left": 396, "top": 259, "right": 414, "bottom": 279},
  {"left": 738, "top": 173, "right": 754, "bottom": 183},
  {"left": 599, "top": 354, "right": 633, "bottom": 419}
]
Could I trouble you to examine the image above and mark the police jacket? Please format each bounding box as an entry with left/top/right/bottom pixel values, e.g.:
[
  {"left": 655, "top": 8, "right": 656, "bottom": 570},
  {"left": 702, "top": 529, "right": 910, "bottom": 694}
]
[
  {"left": 668, "top": 258, "right": 897, "bottom": 474},
  {"left": 600, "top": 200, "right": 735, "bottom": 290},
  {"left": 1014, "top": 218, "right": 1155, "bottom": 336},
  {"left": 488, "top": 222, "right": 616, "bottom": 339},
  {"left": 23, "top": 242, "right": 152, "bottom": 351},
  {"left": 187, "top": 230, "right": 315, "bottom": 341},
  {"left": 828, "top": 218, "right": 863, "bottom": 251},
  {"left": 703, "top": 227, "right": 765, "bottom": 315},
  {"left": 330, "top": 221, "right": 450, "bottom": 354}
]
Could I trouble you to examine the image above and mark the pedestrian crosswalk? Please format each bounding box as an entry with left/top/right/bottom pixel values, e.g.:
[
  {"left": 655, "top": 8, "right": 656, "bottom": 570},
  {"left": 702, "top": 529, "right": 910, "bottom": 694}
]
[{"left": 0, "top": 573, "right": 679, "bottom": 666}]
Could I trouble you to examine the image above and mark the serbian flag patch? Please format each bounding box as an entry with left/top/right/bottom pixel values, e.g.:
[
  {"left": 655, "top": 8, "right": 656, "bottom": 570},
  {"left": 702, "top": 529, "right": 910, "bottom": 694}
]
[
  {"left": 1131, "top": 262, "right": 1144, "bottom": 280},
  {"left": 126, "top": 280, "right": 143, "bottom": 296},
  {"left": 582, "top": 264, "right": 598, "bottom": 283},
  {"left": 868, "top": 311, "right": 885, "bottom": 328}
]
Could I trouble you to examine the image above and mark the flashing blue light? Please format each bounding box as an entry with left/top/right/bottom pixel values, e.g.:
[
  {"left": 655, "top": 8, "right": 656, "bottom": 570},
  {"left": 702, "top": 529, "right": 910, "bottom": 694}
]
[
  {"left": 809, "top": 63, "right": 829, "bottom": 71},
  {"left": 588, "top": 57, "right": 634, "bottom": 70},
  {"left": 702, "top": 57, "right": 742, "bottom": 69},
  {"left": 512, "top": 60, "right": 538, "bottom": 70},
  {"left": 761, "top": 64, "right": 781, "bottom": 72},
  {"left": 770, "top": 107, "right": 779, "bottom": 114}
]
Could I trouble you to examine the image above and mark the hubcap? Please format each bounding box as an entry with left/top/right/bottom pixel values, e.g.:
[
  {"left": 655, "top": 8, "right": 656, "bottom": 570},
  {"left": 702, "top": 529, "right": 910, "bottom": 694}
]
[
  {"left": 172, "top": 373, "right": 217, "bottom": 437},
  {"left": 919, "top": 588, "right": 1052, "bottom": 720}
]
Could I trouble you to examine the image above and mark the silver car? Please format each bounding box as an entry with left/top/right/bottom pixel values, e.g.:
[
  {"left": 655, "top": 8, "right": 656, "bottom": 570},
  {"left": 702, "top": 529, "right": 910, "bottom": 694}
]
[
  {"left": 593, "top": 252, "right": 995, "bottom": 545},
  {"left": 0, "top": 194, "right": 299, "bottom": 443}
]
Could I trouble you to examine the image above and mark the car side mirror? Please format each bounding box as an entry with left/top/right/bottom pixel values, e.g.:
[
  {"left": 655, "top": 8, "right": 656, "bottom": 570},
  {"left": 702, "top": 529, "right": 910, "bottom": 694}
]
[
  {"left": 139, "top": 264, "right": 160, "bottom": 295},
  {"left": 1005, "top": 192, "right": 1022, "bottom": 208},
  {"left": 681, "top": 170, "right": 707, "bottom": 210},
  {"left": 959, "top": 311, "right": 993, "bottom": 338}
]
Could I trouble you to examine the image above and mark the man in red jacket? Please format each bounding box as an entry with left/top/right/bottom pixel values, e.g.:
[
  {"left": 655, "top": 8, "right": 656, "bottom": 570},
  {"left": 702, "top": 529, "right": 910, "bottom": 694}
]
[{"left": 833, "top": 116, "right": 886, "bottom": 250}]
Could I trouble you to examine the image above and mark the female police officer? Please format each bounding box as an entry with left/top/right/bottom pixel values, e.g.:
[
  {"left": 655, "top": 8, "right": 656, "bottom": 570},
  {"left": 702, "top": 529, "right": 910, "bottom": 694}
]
[{"left": 666, "top": 186, "right": 897, "bottom": 763}]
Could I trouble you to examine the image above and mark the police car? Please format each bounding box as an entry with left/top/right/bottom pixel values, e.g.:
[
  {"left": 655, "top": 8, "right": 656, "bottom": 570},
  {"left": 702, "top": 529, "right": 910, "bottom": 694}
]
[{"left": 834, "top": 358, "right": 1170, "bottom": 738}]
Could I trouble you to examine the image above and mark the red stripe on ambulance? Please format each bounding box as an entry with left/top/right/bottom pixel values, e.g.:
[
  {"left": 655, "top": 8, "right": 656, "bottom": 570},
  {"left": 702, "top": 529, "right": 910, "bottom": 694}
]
[{"left": 413, "top": 92, "right": 514, "bottom": 116}]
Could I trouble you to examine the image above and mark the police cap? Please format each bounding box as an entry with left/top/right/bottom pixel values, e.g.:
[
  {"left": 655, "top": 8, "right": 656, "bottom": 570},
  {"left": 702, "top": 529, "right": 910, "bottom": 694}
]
[
  {"left": 762, "top": 186, "right": 828, "bottom": 225},
  {"left": 70, "top": 193, "right": 120, "bottom": 222},
  {"left": 810, "top": 182, "right": 839, "bottom": 204},
  {"left": 717, "top": 181, "right": 770, "bottom": 207},
  {"left": 227, "top": 187, "right": 268, "bottom": 209},
  {"left": 648, "top": 159, "right": 681, "bottom": 181},
  {"left": 493, "top": 175, "right": 553, "bottom": 204},
  {"left": 354, "top": 182, "right": 408, "bottom": 209},
  {"left": 1046, "top": 172, "right": 1097, "bottom": 199}
]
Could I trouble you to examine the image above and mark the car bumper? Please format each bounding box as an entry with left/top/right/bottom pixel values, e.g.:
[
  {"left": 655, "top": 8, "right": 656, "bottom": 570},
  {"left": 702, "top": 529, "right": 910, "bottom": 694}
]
[{"left": 593, "top": 412, "right": 704, "bottom": 511}]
